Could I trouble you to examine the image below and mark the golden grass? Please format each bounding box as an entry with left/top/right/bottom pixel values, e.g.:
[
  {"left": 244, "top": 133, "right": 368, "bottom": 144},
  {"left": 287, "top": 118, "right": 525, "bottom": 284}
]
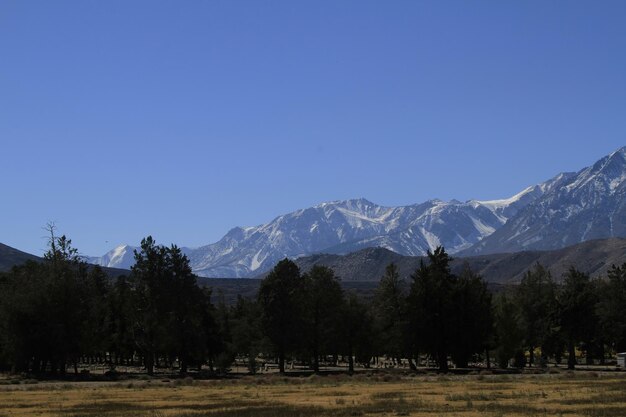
[{"left": 0, "top": 371, "right": 625, "bottom": 417}]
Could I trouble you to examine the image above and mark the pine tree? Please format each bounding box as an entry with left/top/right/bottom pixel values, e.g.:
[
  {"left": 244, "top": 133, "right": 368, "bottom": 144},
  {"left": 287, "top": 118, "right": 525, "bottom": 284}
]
[
  {"left": 514, "top": 263, "right": 557, "bottom": 367},
  {"left": 494, "top": 294, "right": 523, "bottom": 368},
  {"left": 408, "top": 247, "right": 456, "bottom": 371},
  {"left": 450, "top": 265, "right": 493, "bottom": 368},
  {"left": 303, "top": 265, "right": 344, "bottom": 373},
  {"left": 597, "top": 263, "right": 626, "bottom": 354},
  {"left": 257, "top": 259, "right": 304, "bottom": 373},
  {"left": 373, "top": 263, "right": 407, "bottom": 362},
  {"left": 559, "top": 268, "right": 598, "bottom": 369},
  {"left": 130, "top": 237, "right": 212, "bottom": 374},
  {"left": 340, "top": 293, "right": 375, "bottom": 373}
]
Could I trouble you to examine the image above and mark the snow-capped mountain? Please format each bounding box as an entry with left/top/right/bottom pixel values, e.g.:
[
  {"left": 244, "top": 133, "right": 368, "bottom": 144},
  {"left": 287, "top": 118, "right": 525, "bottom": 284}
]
[
  {"left": 180, "top": 190, "right": 544, "bottom": 277},
  {"left": 86, "top": 244, "right": 137, "bottom": 270},
  {"left": 87, "top": 194, "right": 541, "bottom": 276},
  {"left": 463, "top": 147, "right": 626, "bottom": 255},
  {"left": 88, "top": 146, "right": 626, "bottom": 278}
]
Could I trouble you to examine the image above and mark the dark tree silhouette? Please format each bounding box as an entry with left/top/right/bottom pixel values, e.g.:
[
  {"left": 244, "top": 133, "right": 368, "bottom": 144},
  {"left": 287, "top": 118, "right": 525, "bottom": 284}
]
[
  {"left": 408, "top": 247, "right": 456, "bottom": 371},
  {"left": 559, "top": 267, "right": 598, "bottom": 369},
  {"left": 493, "top": 294, "right": 523, "bottom": 368},
  {"left": 341, "top": 293, "right": 375, "bottom": 373},
  {"left": 514, "top": 263, "right": 557, "bottom": 367},
  {"left": 303, "top": 265, "right": 344, "bottom": 373},
  {"left": 597, "top": 263, "right": 626, "bottom": 353},
  {"left": 257, "top": 259, "right": 304, "bottom": 373},
  {"left": 450, "top": 265, "right": 493, "bottom": 368},
  {"left": 373, "top": 263, "right": 408, "bottom": 364},
  {"left": 130, "top": 236, "right": 212, "bottom": 374}
]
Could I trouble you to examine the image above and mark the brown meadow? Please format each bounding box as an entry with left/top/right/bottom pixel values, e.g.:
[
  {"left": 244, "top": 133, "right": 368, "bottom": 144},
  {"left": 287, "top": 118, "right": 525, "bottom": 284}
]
[{"left": 1, "top": 370, "right": 625, "bottom": 417}]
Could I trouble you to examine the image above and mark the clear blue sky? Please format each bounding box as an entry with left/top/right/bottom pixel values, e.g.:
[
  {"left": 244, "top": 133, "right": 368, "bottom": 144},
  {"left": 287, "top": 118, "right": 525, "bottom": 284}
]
[{"left": 1, "top": 0, "right": 625, "bottom": 256}]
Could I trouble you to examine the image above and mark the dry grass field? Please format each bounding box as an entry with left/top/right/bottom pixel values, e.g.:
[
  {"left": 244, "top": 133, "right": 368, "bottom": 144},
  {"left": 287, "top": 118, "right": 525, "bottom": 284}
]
[{"left": 1, "top": 370, "right": 625, "bottom": 417}]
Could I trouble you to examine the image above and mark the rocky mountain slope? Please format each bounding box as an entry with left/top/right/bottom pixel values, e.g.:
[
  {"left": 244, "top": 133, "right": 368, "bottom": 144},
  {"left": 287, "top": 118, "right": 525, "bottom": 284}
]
[
  {"left": 0, "top": 243, "right": 40, "bottom": 272},
  {"left": 85, "top": 244, "right": 137, "bottom": 271},
  {"left": 463, "top": 147, "right": 626, "bottom": 255},
  {"left": 90, "top": 192, "right": 543, "bottom": 277}
]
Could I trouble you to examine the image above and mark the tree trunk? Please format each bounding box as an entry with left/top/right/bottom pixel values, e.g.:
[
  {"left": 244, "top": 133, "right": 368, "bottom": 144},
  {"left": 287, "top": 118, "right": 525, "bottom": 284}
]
[
  {"left": 278, "top": 353, "right": 285, "bottom": 374},
  {"left": 529, "top": 346, "right": 535, "bottom": 367},
  {"left": 485, "top": 348, "right": 491, "bottom": 369},
  {"left": 599, "top": 343, "right": 606, "bottom": 365},
  {"left": 567, "top": 341, "right": 576, "bottom": 370},
  {"left": 146, "top": 352, "right": 154, "bottom": 376},
  {"left": 438, "top": 351, "right": 448, "bottom": 372},
  {"left": 313, "top": 348, "right": 320, "bottom": 373}
]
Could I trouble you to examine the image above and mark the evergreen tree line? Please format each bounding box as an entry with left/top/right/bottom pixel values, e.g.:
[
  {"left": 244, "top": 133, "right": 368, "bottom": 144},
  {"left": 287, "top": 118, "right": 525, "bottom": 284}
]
[{"left": 1, "top": 233, "right": 626, "bottom": 375}]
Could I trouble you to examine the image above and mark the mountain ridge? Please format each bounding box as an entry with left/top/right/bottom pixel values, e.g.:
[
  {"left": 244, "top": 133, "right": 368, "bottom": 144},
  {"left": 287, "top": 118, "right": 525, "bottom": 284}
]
[
  {"left": 461, "top": 146, "right": 626, "bottom": 256},
  {"left": 91, "top": 189, "right": 549, "bottom": 277},
  {"left": 0, "top": 243, "right": 40, "bottom": 272},
  {"left": 88, "top": 146, "right": 626, "bottom": 278}
]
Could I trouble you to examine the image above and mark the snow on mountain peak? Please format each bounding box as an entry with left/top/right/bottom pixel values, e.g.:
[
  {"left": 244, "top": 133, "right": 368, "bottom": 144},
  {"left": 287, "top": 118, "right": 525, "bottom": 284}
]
[
  {"left": 476, "top": 186, "right": 536, "bottom": 208},
  {"left": 463, "top": 146, "right": 626, "bottom": 256},
  {"left": 87, "top": 244, "right": 137, "bottom": 269},
  {"left": 611, "top": 146, "right": 626, "bottom": 157},
  {"left": 564, "top": 146, "right": 626, "bottom": 194},
  {"left": 314, "top": 197, "right": 377, "bottom": 210},
  {"left": 89, "top": 189, "right": 547, "bottom": 277},
  {"left": 179, "top": 190, "right": 549, "bottom": 277},
  {"left": 89, "top": 146, "right": 626, "bottom": 277}
]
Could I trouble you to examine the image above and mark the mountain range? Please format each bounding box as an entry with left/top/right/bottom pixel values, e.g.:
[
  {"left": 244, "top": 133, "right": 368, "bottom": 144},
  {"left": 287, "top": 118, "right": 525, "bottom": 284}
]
[{"left": 86, "top": 146, "right": 626, "bottom": 278}]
